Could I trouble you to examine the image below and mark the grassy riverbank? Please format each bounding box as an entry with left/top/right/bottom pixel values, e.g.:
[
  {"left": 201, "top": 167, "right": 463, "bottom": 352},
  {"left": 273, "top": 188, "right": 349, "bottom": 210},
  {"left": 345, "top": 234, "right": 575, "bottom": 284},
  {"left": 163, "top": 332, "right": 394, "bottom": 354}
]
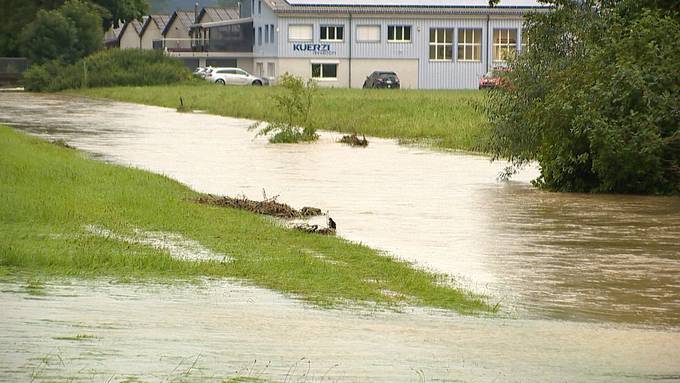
[
  {"left": 70, "top": 84, "right": 489, "bottom": 151},
  {"left": 0, "top": 125, "right": 489, "bottom": 313}
]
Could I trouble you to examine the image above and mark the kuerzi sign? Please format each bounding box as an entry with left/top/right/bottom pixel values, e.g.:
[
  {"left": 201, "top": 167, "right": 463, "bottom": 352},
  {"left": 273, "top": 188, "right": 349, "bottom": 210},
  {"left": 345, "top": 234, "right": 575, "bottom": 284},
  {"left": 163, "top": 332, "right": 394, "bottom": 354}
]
[{"left": 292, "top": 43, "right": 336, "bottom": 55}]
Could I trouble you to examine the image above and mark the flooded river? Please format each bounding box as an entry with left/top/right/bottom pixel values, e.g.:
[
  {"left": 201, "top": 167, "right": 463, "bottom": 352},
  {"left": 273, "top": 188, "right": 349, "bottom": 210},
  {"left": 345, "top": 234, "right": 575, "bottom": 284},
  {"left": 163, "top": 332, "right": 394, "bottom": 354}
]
[{"left": 1, "top": 92, "right": 679, "bottom": 381}]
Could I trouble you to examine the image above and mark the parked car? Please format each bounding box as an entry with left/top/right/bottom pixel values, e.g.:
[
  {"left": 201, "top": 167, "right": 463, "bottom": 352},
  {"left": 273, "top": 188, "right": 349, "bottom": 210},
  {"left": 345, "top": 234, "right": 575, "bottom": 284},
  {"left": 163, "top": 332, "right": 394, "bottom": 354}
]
[
  {"left": 479, "top": 67, "right": 511, "bottom": 89},
  {"left": 192, "top": 66, "right": 210, "bottom": 78},
  {"left": 207, "top": 67, "right": 264, "bottom": 86},
  {"left": 363, "top": 71, "right": 400, "bottom": 89}
]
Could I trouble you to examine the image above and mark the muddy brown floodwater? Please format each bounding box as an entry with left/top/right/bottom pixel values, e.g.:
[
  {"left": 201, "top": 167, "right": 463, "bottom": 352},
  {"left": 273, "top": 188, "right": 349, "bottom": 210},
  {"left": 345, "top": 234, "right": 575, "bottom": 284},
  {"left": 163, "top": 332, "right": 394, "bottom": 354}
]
[{"left": 1, "top": 92, "right": 679, "bottom": 382}]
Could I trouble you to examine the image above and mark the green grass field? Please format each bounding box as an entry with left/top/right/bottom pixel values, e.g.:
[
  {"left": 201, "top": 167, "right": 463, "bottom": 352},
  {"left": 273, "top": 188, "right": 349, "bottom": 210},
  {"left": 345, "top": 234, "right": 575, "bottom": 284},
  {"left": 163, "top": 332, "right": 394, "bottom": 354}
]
[
  {"left": 70, "top": 83, "right": 489, "bottom": 151},
  {"left": 0, "top": 125, "right": 489, "bottom": 313}
]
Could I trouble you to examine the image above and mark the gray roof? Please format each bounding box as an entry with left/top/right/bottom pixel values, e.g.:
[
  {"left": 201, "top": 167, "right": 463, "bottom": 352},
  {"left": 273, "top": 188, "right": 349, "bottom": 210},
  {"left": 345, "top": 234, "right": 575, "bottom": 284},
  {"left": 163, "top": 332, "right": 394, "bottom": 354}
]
[
  {"left": 104, "top": 24, "right": 124, "bottom": 43},
  {"left": 162, "top": 10, "right": 196, "bottom": 36},
  {"left": 117, "top": 18, "right": 143, "bottom": 43},
  {"left": 268, "top": 0, "right": 551, "bottom": 14},
  {"left": 200, "top": 6, "right": 240, "bottom": 22},
  {"left": 130, "top": 19, "right": 144, "bottom": 34},
  {"left": 140, "top": 14, "right": 170, "bottom": 36},
  {"left": 284, "top": 0, "right": 547, "bottom": 6}
]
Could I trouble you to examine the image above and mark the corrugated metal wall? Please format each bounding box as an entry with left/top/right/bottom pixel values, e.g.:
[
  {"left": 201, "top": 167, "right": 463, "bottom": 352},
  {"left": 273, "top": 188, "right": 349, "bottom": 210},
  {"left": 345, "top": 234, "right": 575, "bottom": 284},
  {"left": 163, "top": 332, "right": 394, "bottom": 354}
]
[{"left": 253, "top": 2, "right": 529, "bottom": 89}]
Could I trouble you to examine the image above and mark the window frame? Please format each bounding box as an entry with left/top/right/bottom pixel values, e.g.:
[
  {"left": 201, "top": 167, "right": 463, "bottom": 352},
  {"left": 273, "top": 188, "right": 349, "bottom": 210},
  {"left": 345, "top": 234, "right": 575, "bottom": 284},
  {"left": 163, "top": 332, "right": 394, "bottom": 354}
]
[
  {"left": 456, "top": 28, "right": 482, "bottom": 62},
  {"left": 320, "top": 25, "right": 344, "bottom": 42},
  {"left": 493, "top": 28, "right": 518, "bottom": 63},
  {"left": 258, "top": 26, "right": 262, "bottom": 45},
  {"left": 387, "top": 25, "right": 412, "bottom": 43},
  {"left": 311, "top": 62, "right": 338, "bottom": 81},
  {"left": 429, "top": 28, "right": 453, "bottom": 62},
  {"left": 355, "top": 24, "right": 381, "bottom": 43},
  {"left": 288, "top": 24, "right": 313, "bottom": 42}
]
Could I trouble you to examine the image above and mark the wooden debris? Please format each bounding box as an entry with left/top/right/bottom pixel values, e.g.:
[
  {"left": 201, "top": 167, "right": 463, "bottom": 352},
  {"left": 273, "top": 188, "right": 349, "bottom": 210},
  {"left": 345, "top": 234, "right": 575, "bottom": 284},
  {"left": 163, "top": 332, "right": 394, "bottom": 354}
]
[
  {"left": 195, "top": 193, "right": 323, "bottom": 219},
  {"left": 339, "top": 134, "right": 368, "bottom": 147},
  {"left": 51, "top": 139, "right": 75, "bottom": 149},
  {"left": 292, "top": 223, "right": 336, "bottom": 235}
]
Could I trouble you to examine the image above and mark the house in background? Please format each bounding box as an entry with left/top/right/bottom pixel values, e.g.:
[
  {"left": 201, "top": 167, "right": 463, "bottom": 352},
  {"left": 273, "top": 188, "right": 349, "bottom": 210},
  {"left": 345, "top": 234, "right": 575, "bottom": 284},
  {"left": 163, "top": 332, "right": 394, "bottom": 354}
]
[
  {"left": 196, "top": 6, "right": 240, "bottom": 24},
  {"left": 118, "top": 18, "right": 144, "bottom": 49},
  {"left": 140, "top": 15, "right": 170, "bottom": 50},
  {"left": 160, "top": 10, "right": 195, "bottom": 52},
  {"left": 104, "top": 24, "right": 124, "bottom": 48}
]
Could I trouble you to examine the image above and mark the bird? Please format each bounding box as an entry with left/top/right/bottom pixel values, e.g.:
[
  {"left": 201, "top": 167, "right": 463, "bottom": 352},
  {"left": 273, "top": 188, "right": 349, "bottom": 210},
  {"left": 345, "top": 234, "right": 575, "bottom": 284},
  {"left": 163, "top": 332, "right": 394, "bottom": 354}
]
[{"left": 327, "top": 216, "right": 337, "bottom": 230}]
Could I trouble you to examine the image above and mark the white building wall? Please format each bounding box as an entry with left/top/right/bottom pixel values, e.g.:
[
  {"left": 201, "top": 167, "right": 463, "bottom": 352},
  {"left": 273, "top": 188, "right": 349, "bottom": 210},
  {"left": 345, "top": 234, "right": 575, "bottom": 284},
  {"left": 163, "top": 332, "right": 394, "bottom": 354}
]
[
  {"left": 140, "top": 22, "right": 162, "bottom": 50},
  {"left": 254, "top": 1, "right": 532, "bottom": 89}
]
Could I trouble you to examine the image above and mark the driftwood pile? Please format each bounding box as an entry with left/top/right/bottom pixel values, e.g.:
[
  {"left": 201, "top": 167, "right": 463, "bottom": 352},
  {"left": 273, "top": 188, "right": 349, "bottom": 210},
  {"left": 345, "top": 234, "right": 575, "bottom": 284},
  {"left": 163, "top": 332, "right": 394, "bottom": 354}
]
[
  {"left": 195, "top": 193, "right": 322, "bottom": 219},
  {"left": 339, "top": 134, "right": 369, "bottom": 147},
  {"left": 51, "top": 139, "right": 75, "bottom": 149},
  {"left": 292, "top": 223, "right": 335, "bottom": 235}
]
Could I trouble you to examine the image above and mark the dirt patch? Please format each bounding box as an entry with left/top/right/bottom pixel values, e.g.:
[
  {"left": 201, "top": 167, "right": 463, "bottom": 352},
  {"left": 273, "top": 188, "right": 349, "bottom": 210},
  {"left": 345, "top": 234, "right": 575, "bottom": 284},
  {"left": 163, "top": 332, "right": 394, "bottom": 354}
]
[
  {"left": 339, "top": 134, "right": 368, "bottom": 147},
  {"left": 195, "top": 193, "right": 322, "bottom": 219}
]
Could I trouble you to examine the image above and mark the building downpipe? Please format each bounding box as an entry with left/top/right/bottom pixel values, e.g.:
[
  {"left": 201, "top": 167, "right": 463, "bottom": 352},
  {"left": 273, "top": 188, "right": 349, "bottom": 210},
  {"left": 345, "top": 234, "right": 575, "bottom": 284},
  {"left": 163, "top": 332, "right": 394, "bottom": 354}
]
[
  {"left": 485, "top": 14, "right": 490, "bottom": 74},
  {"left": 348, "top": 12, "right": 353, "bottom": 88}
]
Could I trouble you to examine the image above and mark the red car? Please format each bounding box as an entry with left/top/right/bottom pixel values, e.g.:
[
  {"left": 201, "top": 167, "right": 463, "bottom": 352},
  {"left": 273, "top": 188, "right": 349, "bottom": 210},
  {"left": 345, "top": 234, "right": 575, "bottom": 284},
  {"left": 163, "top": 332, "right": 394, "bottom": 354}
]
[{"left": 479, "top": 68, "right": 510, "bottom": 90}]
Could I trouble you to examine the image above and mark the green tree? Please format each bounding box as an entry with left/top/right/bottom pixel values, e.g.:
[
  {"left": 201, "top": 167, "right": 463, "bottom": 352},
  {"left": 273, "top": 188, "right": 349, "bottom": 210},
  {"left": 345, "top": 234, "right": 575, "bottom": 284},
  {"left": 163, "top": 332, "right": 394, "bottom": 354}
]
[
  {"left": 18, "top": 9, "right": 77, "bottom": 64},
  {"left": 60, "top": 0, "right": 103, "bottom": 58},
  {"left": 0, "top": 0, "right": 63, "bottom": 56},
  {"left": 486, "top": 0, "right": 680, "bottom": 194},
  {"left": 19, "top": 0, "right": 103, "bottom": 64},
  {"left": 92, "top": 0, "right": 149, "bottom": 28}
]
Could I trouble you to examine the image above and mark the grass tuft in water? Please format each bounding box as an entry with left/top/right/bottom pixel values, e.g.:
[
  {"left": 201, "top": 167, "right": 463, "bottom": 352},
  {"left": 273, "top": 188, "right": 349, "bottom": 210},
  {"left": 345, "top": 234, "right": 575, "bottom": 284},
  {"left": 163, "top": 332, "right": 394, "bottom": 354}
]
[
  {"left": 53, "top": 334, "right": 98, "bottom": 341},
  {"left": 0, "top": 125, "right": 490, "bottom": 313}
]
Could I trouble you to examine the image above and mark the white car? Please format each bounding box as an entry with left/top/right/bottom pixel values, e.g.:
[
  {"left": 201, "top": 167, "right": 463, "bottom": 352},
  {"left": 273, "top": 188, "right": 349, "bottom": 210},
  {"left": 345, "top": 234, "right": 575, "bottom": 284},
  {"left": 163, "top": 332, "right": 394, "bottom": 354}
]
[{"left": 206, "top": 67, "right": 264, "bottom": 86}]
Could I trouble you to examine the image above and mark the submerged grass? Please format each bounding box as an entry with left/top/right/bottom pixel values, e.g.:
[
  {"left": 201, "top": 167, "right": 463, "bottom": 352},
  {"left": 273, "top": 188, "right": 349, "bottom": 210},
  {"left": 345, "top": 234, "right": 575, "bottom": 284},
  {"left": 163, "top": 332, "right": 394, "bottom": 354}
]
[
  {"left": 0, "top": 126, "right": 489, "bottom": 313},
  {"left": 69, "top": 84, "right": 489, "bottom": 151}
]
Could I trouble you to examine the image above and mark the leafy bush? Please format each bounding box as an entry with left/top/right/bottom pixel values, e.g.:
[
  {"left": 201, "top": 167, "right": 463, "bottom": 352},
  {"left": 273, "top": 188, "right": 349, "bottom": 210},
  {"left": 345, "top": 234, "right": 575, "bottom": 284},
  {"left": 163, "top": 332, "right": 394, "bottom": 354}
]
[
  {"left": 252, "top": 73, "right": 319, "bottom": 143},
  {"left": 486, "top": 0, "right": 680, "bottom": 195},
  {"left": 24, "top": 49, "right": 191, "bottom": 92},
  {"left": 19, "top": 0, "right": 103, "bottom": 65}
]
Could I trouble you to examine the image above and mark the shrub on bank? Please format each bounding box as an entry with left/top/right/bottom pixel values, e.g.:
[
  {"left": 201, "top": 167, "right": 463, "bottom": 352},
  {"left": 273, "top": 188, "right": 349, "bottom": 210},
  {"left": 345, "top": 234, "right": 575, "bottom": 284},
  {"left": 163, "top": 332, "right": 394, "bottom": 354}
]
[
  {"left": 23, "top": 49, "right": 191, "bottom": 92},
  {"left": 486, "top": 1, "right": 680, "bottom": 195},
  {"left": 251, "top": 73, "right": 319, "bottom": 143}
]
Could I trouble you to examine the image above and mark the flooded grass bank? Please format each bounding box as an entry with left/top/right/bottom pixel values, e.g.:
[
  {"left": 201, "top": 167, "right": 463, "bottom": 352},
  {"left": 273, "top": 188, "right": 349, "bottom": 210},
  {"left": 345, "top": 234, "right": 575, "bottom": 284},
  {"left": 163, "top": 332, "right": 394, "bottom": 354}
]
[
  {"left": 0, "top": 125, "right": 489, "bottom": 313},
  {"left": 68, "top": 84, "right": 489, "bottom": 152}
]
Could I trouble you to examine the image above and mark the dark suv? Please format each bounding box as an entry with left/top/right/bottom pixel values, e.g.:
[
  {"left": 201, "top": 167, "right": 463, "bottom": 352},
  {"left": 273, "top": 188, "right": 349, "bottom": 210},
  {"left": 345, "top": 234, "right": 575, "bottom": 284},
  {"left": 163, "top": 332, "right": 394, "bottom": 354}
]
[{"left": 363, "top": 71, "right": 400, "bottom": 89}]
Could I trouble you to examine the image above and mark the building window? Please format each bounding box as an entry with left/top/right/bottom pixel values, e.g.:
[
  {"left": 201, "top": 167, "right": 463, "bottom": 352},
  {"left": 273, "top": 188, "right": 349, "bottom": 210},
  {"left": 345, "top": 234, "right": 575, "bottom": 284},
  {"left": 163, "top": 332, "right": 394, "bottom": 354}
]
[
  {"left": 267, "top": 62, "right": 275, "bottom": 77},
  {"left": 521, "top": 28, "right": 528, "bottom": 52},
  {"left": 493, "top": 28, "right": 517, "bottom": 62},
  {"left": 270, "top": 24, "right": 275, "bottom": 43},
  {"left": 258, "top": 0, "right": 261, "bottom": 14},
  {"left": 258, "top": 26, "right": 262, "bottom": 45},
  {"left": 265, "top": 25, "right": 269, "bottom": 43},
  {"left": 320, "top": 25, "right": 344, "bottom": 41},
  {"left": 388, "top": 25, "right": 411, "bottom": 42},
  {"left": 256, "top": 62, "right": 264, "bottom": 76},
  {"left": 288, "top": 24, "right": 313, "bottom": 41},
  {"left": 429, "top": 28, "right": 453, "bottom": 61},
  {"left": 356, "top": 25, "right": 380, "bottom": 42},
  {"left": 311, "top": 63, "right": 337, "bottom": 79},
  {"left": 457, "top": 28, "right": 481, "bottom": 62}
]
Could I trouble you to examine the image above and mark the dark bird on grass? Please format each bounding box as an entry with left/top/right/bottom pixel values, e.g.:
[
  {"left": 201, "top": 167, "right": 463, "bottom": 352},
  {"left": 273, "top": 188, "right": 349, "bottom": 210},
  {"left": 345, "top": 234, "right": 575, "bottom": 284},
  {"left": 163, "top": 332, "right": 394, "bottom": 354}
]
[{"left": 328, "top": 216, "right": 337, "bottom": 230}]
